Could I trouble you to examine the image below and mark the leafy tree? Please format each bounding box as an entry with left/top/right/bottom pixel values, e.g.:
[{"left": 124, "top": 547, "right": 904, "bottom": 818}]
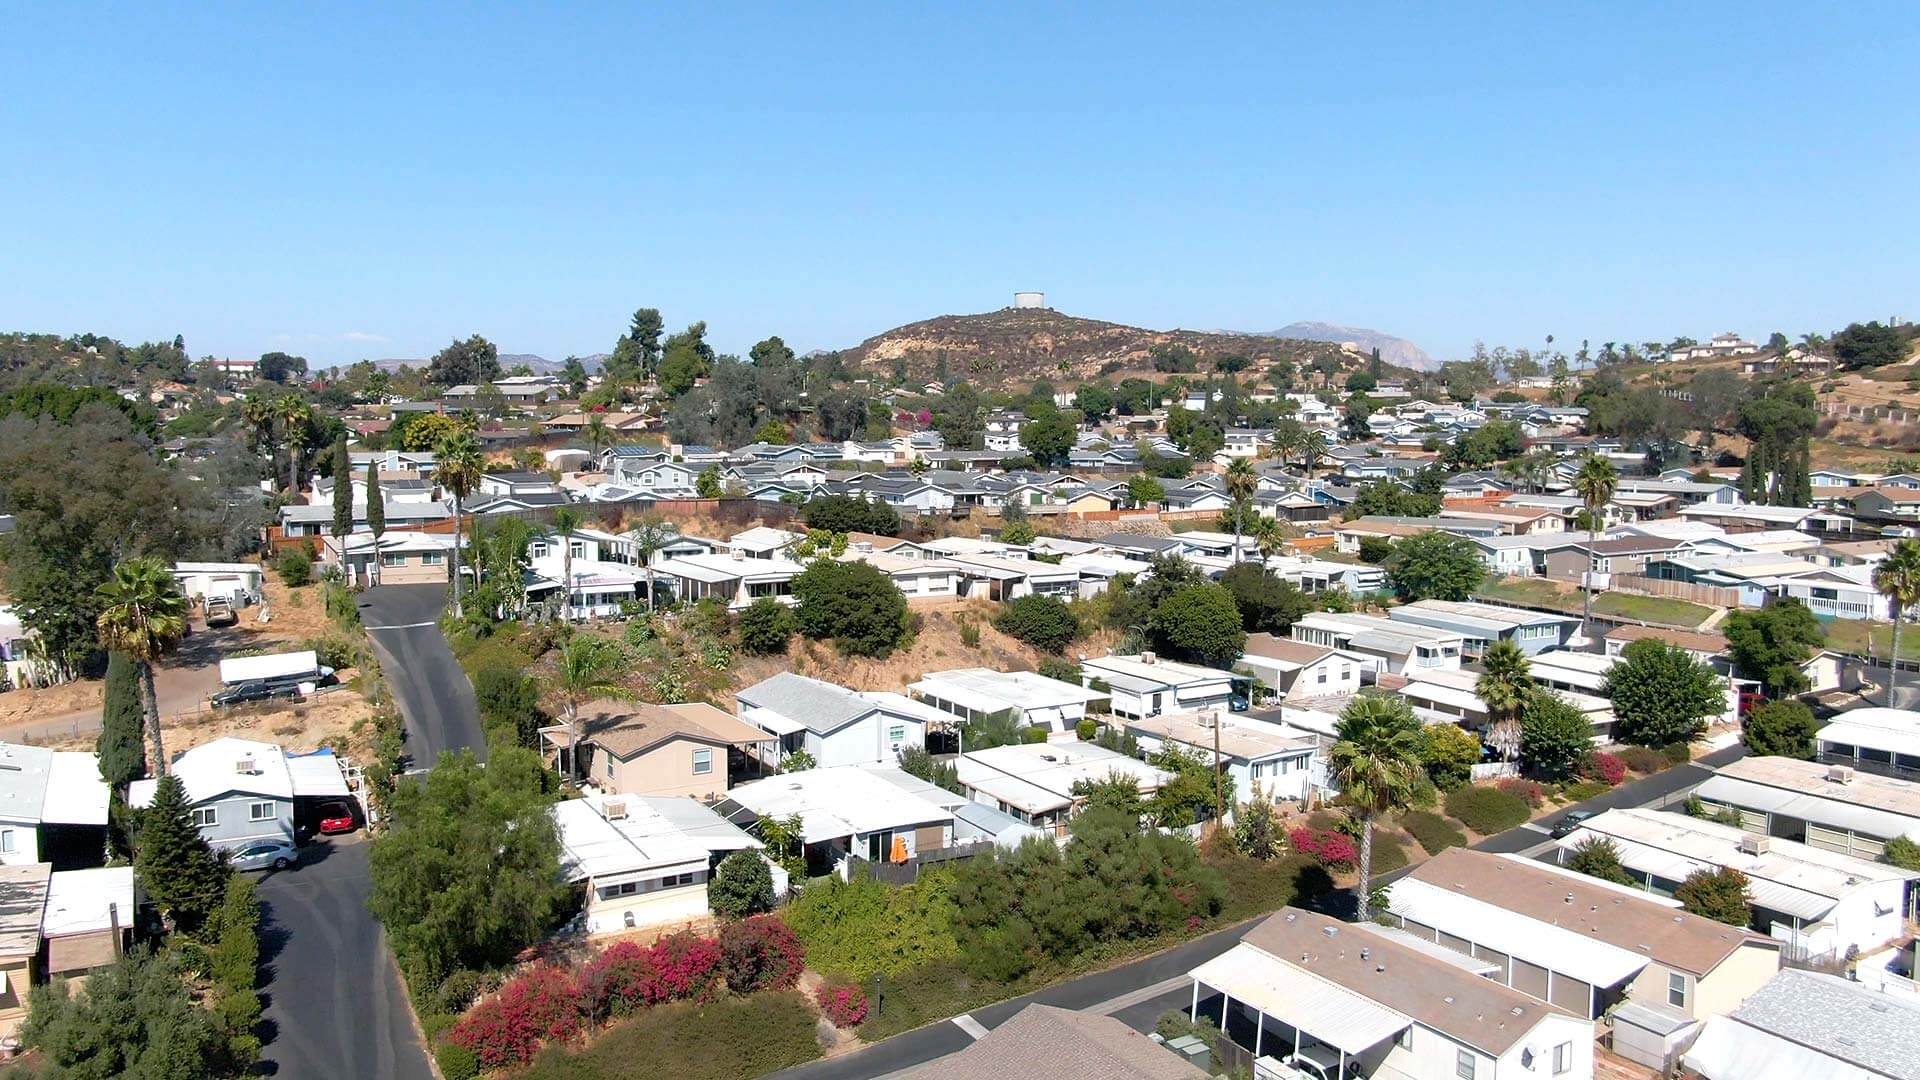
[
  {"left": 397, "top": 410, "right": 462, "bottom": 453},
  {"left": 738, "top": 597, "right": 798, "bottom": 655},
  {"left": 1147, "top": 584, "right": 1246, "bottom": 666},
  {"left": 1833, "top": 320, "right": 1912, "bottom": 370},
  {"left": 1875, "top": 540, "right": 1920, "bottom": 705},
  {"left": 1475, "top": 640, "right": 1532, "bottom": 762},
  {"left": 1674, "top": 867, "right": 1753, "bottom": 926},
  {"left": 1218, "top": 564, "right": 1311, "bottom": 634},
  {"left": 695, "top": 465, "right": 721, "bottom": 498},
  {"left": 98, "top": 651, "right": 147, "bottom": 787},
  {"left": 1357, "top": 536, "right": 1395, "bottom": 564},
  {"left": 801, "top": 493, "right": 901, "bottom": 535},
  {"left": 1150, "top": 343, "right": 1198, "bottom": 373},
  {"left": 473, "top": 663, "right": 542, "bottom": 750},
  {"left": 550, "top": 635, "right": 629, "bottom": 781},
  {"left": 708, "top": 850, "right": 777, "bottom": 918},
  {"left": 1018, "top": 412, "right": 1075, "bottom": 466},
  {"left": 426, "top": 334, "right": 501, "bottom": 387},
  {"left": 1346, "top": 480, "right": 1439, "bottom": 521},
  {"left": 258, "top": 350, "right": 307, "bottom": 383},
  {"left": 1519, "top": 692, "right": 1594, "bottom": 780},
  {"left": 1736, "top": 383, "right": 1817, "bottom": 506},
  {"left": 1602, "top": 638, "right": 1724, "bottom": 747},
  {"left": 95, "top": 557, "right": 188, "bottom": 775},
  {"left": 1386, "top": 531, "right": 1486, "bottom": 601},
  {"left": 369, "top": 748, "right": 564, "bottom": 985},
  {"left": 1073, "top": 384, "right": 1113, "bottom": 417},
  {"left": 1126, "top": 473, "right": 1166, "bottom": 507},
  {"left": 560, "top": 356, "right": 589, "bottom": 397},
  {"left": 1328, "top": 695, "right": 1424, "bottom": 918},
  {"left": 898, "top": 745, "right": 961, "bottom": 793},
  {"left": 992, "top": 595, "right": 1081, "bottom": 653},
  {"left": 1072, "top": 771, "right": 1148, "bottom": 820},
  {"left": 434, "top": 433, "right": 485, "bottom": 617},
  {"left": 1885, "top": 836, "right": 1920, "bottom": 871},
  {"left": 23, "top": 947, "right": 229, "bottom": 1080},
  {"left": 330, "top": 436, "right": 353, "bottom": 542},
  {"left": 1420, "top": 724, "right": 1481, "bottom": 792},
  {"left": 792, "top": 560, "right": 910, "bottom": 658},
  {"left": 1564, "top": 836, "right": 1634, "bottom": 885},
  {"left": 1743, "top": 700, "right": 1818, "bottom": 759},
  {"left": 1000, "top": 519, "right": 1037, "bottom": 546},
  {"left": 136, "top": 774, "right": 231, "bottom": 931},
  {"left": 1722, "top": 600, "right": 1825, "bottom": 697}
]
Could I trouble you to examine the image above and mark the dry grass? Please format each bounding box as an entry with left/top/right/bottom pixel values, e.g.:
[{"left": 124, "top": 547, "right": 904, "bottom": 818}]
[
  {"left": 0, "top": 679, "right": 103, "bottom": 728},
  {"left": 44, "top": 685, "right": 382, "bottom": 758}
]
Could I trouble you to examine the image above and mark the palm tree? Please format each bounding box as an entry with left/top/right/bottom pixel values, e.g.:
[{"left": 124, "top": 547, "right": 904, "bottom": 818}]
[
  {"left": 1299, "top": 430, "right": 1328, "bottom": 478},
  {"left": 1571, "top": 454, "right": 1619, "bottom": 646},
  {"left": 95, "top": 558, "right": 189, "bottom": 776},
  {"left": 1875, "top": 540, "right": 1920, "bottom": 706},
  {"left": 276, "top": 396, "right": 311, "bottom": 494},
  {"left": 552, "top": 634, "right": 629, "bottom": 780},
  {"left": 241, "top": 394, "right": 279, "bottom": 475},
  {"left": 585, "top": 415, "right": 613, "bottom": 460},
  {"left": 434, "top": 433, "right": 485, "bottom": 617},
  {"left": 1475, "top": 639, "right": 1534, "bottom": 763},
  {"left": 1328, "top": 694, "right": 1425, "bottom": 920},
  {"left": 628, "top": 515, "right": 679, "bottom": 612},
  {"left": 1268, "top": 424, "right": 1302, "bottom": 472},
  {"left": 1224, "top": 458, "right": 1257, "bottom": 565},
  {"left": 549, "top": 505, "right": 584, "bottom": 620}
]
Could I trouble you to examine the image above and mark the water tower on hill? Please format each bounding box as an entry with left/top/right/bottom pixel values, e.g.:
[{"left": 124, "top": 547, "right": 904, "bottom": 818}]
[{"left": 1013, "top": 291, "right": 1047, "bottom": 309}]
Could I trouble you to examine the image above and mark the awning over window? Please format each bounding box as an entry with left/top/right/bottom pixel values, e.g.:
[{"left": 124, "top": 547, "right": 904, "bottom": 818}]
[{"left": 1190, "top": 943, "right": 1410, "bottom": 1056}]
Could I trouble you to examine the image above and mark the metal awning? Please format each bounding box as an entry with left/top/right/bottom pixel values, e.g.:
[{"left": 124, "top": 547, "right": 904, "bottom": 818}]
[
  {"left": 1190, "top": 943, "right": 1410, "bottom": 1056},
  {"left": 740, "top": 705, "right": 807, "bottom": 737},
  {"left": 1696, "top": 775, "right": 1920, "bottom": 842}
]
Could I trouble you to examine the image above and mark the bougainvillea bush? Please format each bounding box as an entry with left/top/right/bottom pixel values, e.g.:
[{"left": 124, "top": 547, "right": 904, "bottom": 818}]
[
  {"left": 719, "top": 916, "right": 807, "bottom": 994},
  {"left": 1580, "top": 750, "right": 1626, "bottom": 787},
  {"left": 1496, "top": 778, "right": 1545, "bottom": 807},
  {"left": 1288, "top": 827, "right": 1358, "bottom": 871},
  {"left": 647, "top": 930, "right": 724, "bottom": 1003},
  {"left": 446, "top": 964, "right": 585, "bottom": 1069},
  {"left": 815, "top": 982, "right": 868, "bottom": 1028}
]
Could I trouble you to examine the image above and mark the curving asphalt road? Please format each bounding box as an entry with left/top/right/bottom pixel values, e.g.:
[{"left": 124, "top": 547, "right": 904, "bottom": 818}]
[{"left": 359, "top": 583, "right": 488, "bottom": 768}]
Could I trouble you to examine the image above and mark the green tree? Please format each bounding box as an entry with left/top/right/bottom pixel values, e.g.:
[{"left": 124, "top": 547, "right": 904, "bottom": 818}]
[
  {"left": 94, "top": 557, "right": 188, "bottom": 775},
  {"left": 1420, "top": 724, "right": 1481, "bottom": 792},
  {"left": 22, "top": 947, "right": 228, "bottom": 1080},
  {"left": 708, "top": 850, "right": 776, "bottom": 918},
  {"left": 275, "top": 396, "right": 311, "bottom": 494},
  {"left": 628, "top": 514, "right": 680, "bottom": 612},
  {"left": 1000, "top": 519, "right": 1037, "bottom": 546},
  {"left": 738, "top": 597, "right": 798, "bottom": 655},
  {"left": 1571, "top": 453, "right": 1618, "bottom": 636},
  {"left": 426, "top": 334, "right": 501, "bottom": 387},
  {"left": 695, "top": 465, "right": 722, "bottom": 498},
  {"left": 1743, "top": 700, "right": 1818, "bottom": 759},
  {"left": 992, "top": 594, "right": 1081, "bottom": 653},
  {"left": 135, "top": 774, "right": 231, "bottom": 931},
  {"left": 793, "top": 559, "right": 910, "bottom": 657},
  {"left": 1328, "top": 695, "right": 1424, "bottom": 919},
  {"left": 1385, "top": 531, "right": 1486, "bottom": 601},
  {"left": 363, "top": 461, "right": 385, "bottom": 583},
  {"left": 1674, "top": 866, "right": 1752, "bottom": 926},
  {"left": 473, "top": 664, "right": 542, "bottom": 750},
  {"left": 1564, "top": 836, "right": 1633, "bottom": 885},
  {"left": 98, "top": 651, "right": 147, "bottom": 788},
  {"left": 368, "top": 748, "right": 563, "bottom": 984},
  {"left": 1603, "top": 638, "right": 1724, "bottom": 747},
  {"left": 551, "top": 635, "right": 629, "bottom": 781},
  {"left": 1219, "top": 564, "right": 1312, "bottom": 634},
  {"left": 1832, "top": 320, "right": 1912, "bottom": 370},
  {"left": 1018, "top": 413, "right": 1075, "bottom": 466},
  {"left": 801, "top": 493, "right": 902, "bottom": 535},
  {"left": 330, "top": 436, "right": 353, "bottom": 543},
  {"left": 1884, "top": 836, "right": 1920, "bottom": 871},
  {"left": 1722, "top": 600, "right": 1825, "bottom": 698},
  {"left": 1519, "top": 692, "right": 1594, "bottom": 780},
  {"left": 1874, "top": 540, "right": 1920, "bottom": 705},
  {"left": 1126, "top": 473, "right": 1166, "bottom": 507},
  {"left": 1072, "top": 771, "right": 1148, "bottom": 820},
  {"left": 1475, "top": 639, "right": 1533, "bottom": 763},
  {"left": 433, "top": 432, "right": 485, "bottom": 617},
  {"left": 1147, "top": 584, "right": 1246, "bottom": 666}
]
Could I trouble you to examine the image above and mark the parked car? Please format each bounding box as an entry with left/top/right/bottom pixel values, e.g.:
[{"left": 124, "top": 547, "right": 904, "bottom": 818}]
[
  {"left": 211, "top": 678, "right": 304, "bottom": 709},
  {"left": 1737, "top": 691, "right": 1767, "bottom": 717},
  {"left": 229, "top": 840, "right": 297, "bottom": 872},
  {"left": 1550, "top": 809, "right": 1597, "bottom": 839},
  {"left": 204, "top": 596, "right": 238, "bottom": 628},
  {"left": 316, "top": 802, "right": 358, "bottom": 836}
]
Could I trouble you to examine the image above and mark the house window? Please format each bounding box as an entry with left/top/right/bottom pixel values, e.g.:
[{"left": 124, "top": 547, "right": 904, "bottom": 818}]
[
  {"left": 888, "top": 725, "right": 906, "bottom": 743},
  {"left": 249, "top": 801, "right": 274, "bottom": 821},
  {"left": 531, "top": 542, "right": 552, "bottom": 558},
  {"left": 1316, "top": 668, "right": 1328, "bottom": 684},
  {"left": 570, "top": 541, "right": 587, "bottom": 559},
  {"left": 1455, "top": 1049, "right": 1475, "bottom": 1079},
  {"left": 381, "top": 554, "right": 407, "bottom": 568},
  {"left": 691, "top": 748, "right": 713, "bottom": 775},
  {"left": 1667, "top": 972, "right": 1687, "bottom": 1008},
  {"left": 1553, "top": 1042, "right": 1572, "bottom": 1074},
  {"left": 0, "top": 830, "right": 12, "bottom": 854},
  {"left": 422, "top": 552, "right": 444, "bottom": 566},
  {"left": 192, "top": 807, "right": 218, "bottom": 828}
]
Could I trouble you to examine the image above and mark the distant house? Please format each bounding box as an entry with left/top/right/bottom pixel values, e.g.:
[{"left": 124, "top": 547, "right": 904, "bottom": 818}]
[
  {"left": 0, "top": 745, "right": 109, "bottom": 870},
  {"left": 1387, "top": 599, "right": 1580, "bottom": 658},
  {"left": 1123, "top": 709, "right": 1323, "bottom": 804},
  {"left": 547, "top": 699, "right": 774, "bottom": 799},
  {"left": 1814, "top": 707, "right": 1920, "bottom": 780},
  {"left": 734, "top": 673, "right": 936, "bottom": 768},
  {"left": 1235, "top": 635, "right": 1365, "bottom": 702},
  {"left": 721, "top": 764, "right": 957, "bottom": 876},
  {"left": 554, "top": 793, "right": 771, "bottom": 936},
  {"left": 321, "top": 531, "right": 455, "bottom": 588},
  {"left": 907, "top": 668, "right": 1107, "bottom": 735},
  {"left": 650, "top": 552, "right": 806, "bottom": 611},
  {"left": 1080, "top": 653, "right": 1236, "bottom": 720},
  {"left": 1694, "top": 755, "right": 1920, "bottom": 861},
  {"left": 1290, "top": 612, "right": 1463, "bottom": 678},
  {"left": 130, "top": 739, "right": 355, "bottom": 855},
  {"left": 954, "top": 742, "right": 1170, "bottom": 837}
]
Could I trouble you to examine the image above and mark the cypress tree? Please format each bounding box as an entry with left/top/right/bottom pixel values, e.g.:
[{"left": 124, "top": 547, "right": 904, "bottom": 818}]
[
  {"left": 364, "top": 461, "right": 384, "bottom": 585},
  {"left": 97, "top": 651, "right": 146, "bottom": 788},
  {"left": 330, "top": 436, "right": 353, "bottom": 542},
  {"left": 135, "top": 774, "right": 230, "bottom": 932}
]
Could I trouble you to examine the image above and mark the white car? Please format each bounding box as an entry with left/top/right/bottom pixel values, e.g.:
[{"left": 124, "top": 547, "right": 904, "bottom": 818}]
[{"left": 228, "top": 840, "right": 297, "bottom": 872}]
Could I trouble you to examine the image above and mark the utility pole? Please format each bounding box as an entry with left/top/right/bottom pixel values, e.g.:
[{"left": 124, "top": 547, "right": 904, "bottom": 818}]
[{"left": 1212, "top": 711, "right": 1224, "bottom": 825}]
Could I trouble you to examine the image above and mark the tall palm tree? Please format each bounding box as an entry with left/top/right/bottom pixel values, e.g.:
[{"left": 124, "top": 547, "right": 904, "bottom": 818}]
[
  {"left": 1224, "top": 458, "right": 1258, "bottom": 565},
  {"left": 434, "top": 433, "right": 485, "bottom": 617},
  {"left": 1299, "top": 430, "right": 1328, "bottom": 478},
  {"left": 242, "top": 394, "right": 279, "bottom": 475},
  {"left": 95, "top": 558, "right": 189, "bottom": 776},
  {"left": 1571, "top": 454, "right": 1619, "bottom": 646},
  {"left": 628, "top": 515, "right": 679, "bottom": 612},
  {"left": 552, "top": 634, "right": 629, "bottom": 780},
  {"left": 1475, "top": 639, "right": 1534, "bottom": 764},
  {"left": 276, "top": 396, "right": 311, "bottom": 494},
  {"left": 1328, "top": 694, "right": 1425, "bottom": 920},
  {"left": 1269, "top": 424, "right": 1302, "bottom": 472},
  {"left": 549, "top": 505, "right": 584, "bottom": 620},
  {"left": 585, "top": 415, "right": 613, "bottom": 460},
  {"left": 1875, "top": 540, "right": 1920, "bottom": 706}
]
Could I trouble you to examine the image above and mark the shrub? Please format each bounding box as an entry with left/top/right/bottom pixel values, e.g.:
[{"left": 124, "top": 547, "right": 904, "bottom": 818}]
[
  {"left": 524, "top": 992, "right": 822, "bottom": 1079},
  {"left": 1443, "top": 786, "right": 1530, "bottom": 835},
  {"left": 1675, "top": 867, "right": 1753, "bottom": 926},
  {"left": 1580, "top": 751, "right": 1626, "bottom": 787},
  {"left": 1075, "top": 717, "right": 1098, "bottom": 741},
  {"left": 792, "top": 560, "right": 910, "bottom": 657},
  {"left": 718, "top": 916, "right": 806, "bottom": 994},
  {"left": 1565, "top": 836, "right": 1634, "bottom": 885},
  {"left": 1563, "top": 779, "right": 1610, "bottom": 801},
  {"left": 435, "top": 1041, "right": 480, "bottom": 1080},
  {"left": 447, "top": 964, "right": 586, "bottom": 1069},
  {"left": 1885, "top": 836, "right": 1920, "bottom": 871},
  {"left": 957, "top": 619, "right": 982, "bottom": 648},
  {"left": 1371, "top": 837, "right": 1409, "bottom": 875},
  {"left": 276, "top": 546, "right": 314, "bottom": 587},
  {"left": 1743, "top": 700, "right": 1818, "bottom": 759},
  {"left": 1406, "top": 776, "right": 1438, "bottom": 810},
  {"left": 1037, "top": 656, "right": 1081, "bottom": 683},
  {"left": 1616, "top": 746, "right": 1668, "bottom": 775},
  {"left": 579, "top": 941, "right": 661, "bottom": 1020},
  {"left": 992, "top": 595, "right": 1082, "bottom": 653},
  {"left": 708, "top": 850, "right": 776, "bottom": 919},
  {"left": 1420, "top": 725, "right": 1481, "bottom": 792},
  {"left": 783, "top": 873, "right": 960, "bottom": 980},
  {"left": 432, "top": 969, "right": 494, "bottom": 1016},
  {"left": 1661, "top": 740, "right": 1692, "bottom": 765},
  {"left": 1021, "top": 725, "right": 1049, "bottom": 744},
  {"left": 1400, "top": 810, "right": 1467, "bottom": 855},
  {"left": 1288, "top": 827, "right": 1357, "bottom": 870},
  {"left": 1496, "top": 778, "right": 1545, "bottom": 808},
  {"left": 816, "top": 982, "right": 869, "bottom": 1028},
  {"left": 737, "top": 597, "right": 798, "bottom": 655},
  {"left": 648, "top": 930, "right": 723, "bottom": 1002}
]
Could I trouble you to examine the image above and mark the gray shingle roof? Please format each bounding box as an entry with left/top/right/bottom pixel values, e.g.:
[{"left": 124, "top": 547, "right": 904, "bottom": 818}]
[
  {"left": 1731, "top": 969, "right": 1920, "bottom": 1079},
  {"left": 736, "top": 673, "right": 875, "bottom": 735}
]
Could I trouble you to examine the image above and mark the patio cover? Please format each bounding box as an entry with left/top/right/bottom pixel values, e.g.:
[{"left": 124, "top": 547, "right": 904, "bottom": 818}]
[{"left": 1190, "top": 942, "right": 1410, "bottom": 1056}]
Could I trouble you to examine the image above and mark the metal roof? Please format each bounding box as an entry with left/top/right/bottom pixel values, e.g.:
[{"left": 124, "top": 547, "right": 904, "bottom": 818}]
[
  {"left": 1388, "top": 878, "right": 1652, "bottom": 988},
  {"left": 1696, "top": 772, "right": 1920, "bottom": 842},
  {"left": 1189, "top": 942, "right": 1411, "bottom": 1056}
]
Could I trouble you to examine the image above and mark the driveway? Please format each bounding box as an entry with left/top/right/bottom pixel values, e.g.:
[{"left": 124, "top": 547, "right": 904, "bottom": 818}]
[
  {"left": 257, "top": 837, "right": 433, "bottom": 1080},
  {"left": 0, "top": 622, "right": 242, "bottom": 744},
  {"left": 358, "top": 584, "right": 488, "bottom": 767}
]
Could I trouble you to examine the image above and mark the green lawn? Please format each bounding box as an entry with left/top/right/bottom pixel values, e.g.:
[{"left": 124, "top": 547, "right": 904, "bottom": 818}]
[
  {"left": 1473, "top": 578, "right": 1712, "bottom": 628},
  {"left": 1826, "top": 619, "right": 1920, "bottom": 660},
  {"left": 1473, "top": 578, "right": 1574, "bottom": 609},
  {"left": 522, "top": 993, "right": 821, "bottom": 1080}
]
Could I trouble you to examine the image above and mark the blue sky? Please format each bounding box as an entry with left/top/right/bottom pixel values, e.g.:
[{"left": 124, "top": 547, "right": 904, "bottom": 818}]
[{"left": 3, "top": 4, "right": 1914, "bottom": 367}]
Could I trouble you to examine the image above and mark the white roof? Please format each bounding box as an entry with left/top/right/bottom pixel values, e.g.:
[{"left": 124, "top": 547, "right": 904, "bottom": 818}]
[
  {"left": 956, "top": 742, "right": 1170, "bottom": 814},
  {"left": 41, "top": 866, "right": 135, "bottom": 937},
  {"left": 553, "top": 794, "right": 750, "bottom": 884},
  {"left": 131, "top": 738, "right": 292, "bottom": 807},
  {"left": 909, "top": 668, "right": 1105, "bottom": 714},
  {"left": 0, "top": 744, "right": 109, "bottom": 827},
  {"left": 1678, "top": 503, "right": 1816, "bottom": 524},
  {"left": 1528, "top": 649, "right": 1621, "bottom": 693},
  {"left": 1818, "top": 708, "right": 1920, "bottom": 758},
  {"left": 1082, "top": 654, "right": 1232, "bottom": 692},
  {"left": 727, "top": 765, "right": 952, "bottom": 841},
  {"left": 655, "top": 552, "right": 806, "bottom": 582},
  {"left": 171, "top": 562, "right": 263, "bottom": 576},
  {"left": 728, "top": 526, "right": 802, "bottom": 552},
  {"left": 285, "top": 749, "right": 351, "bottom": 799},
  {"left": 1685, "top": 1013, "right": 1882, "bottom": 1080},
  {"left": 1388, "top": 878, "right": 1651, "bottom": 988},
  {"left": 1189, "top": 942, "right": 1410, "bottom": 1056}
]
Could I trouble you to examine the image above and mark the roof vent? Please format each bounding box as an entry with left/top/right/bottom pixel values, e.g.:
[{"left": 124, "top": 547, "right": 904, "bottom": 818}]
[
  {"left": 1322, "top": 925, "right": 1339, "bottom": 938},
  {"left": 235, "top": 758, "right": 256, "bottom": 775},
  {"left": 1359, "top": 948, "right": 1370, "bottom": 962},
  {"left": 1565, "top": 893, "right": 1574, "bottom": 904},
  {"left": 1738, "top": 834, "right": 1770, "bottom": 856},
  {"left": 1443, "top": 995, "right": 1455, "bottom": 1005}
]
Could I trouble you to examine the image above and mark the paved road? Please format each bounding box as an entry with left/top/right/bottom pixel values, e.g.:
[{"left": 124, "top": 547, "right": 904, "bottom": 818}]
[
  {"left": 772, "top": 742, "right": 1749, "bottom": 1079},
  {"left": 257, "top": 838, "right": 433, "bottom": 1080},
  {"left": 359, "top": 584, "right": 488, "bottom": 767}
]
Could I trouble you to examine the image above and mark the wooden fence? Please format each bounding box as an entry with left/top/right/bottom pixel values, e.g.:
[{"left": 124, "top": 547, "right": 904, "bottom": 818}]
[{"left": 1613, "top": 574, "right": 1743, "bottom": 608}]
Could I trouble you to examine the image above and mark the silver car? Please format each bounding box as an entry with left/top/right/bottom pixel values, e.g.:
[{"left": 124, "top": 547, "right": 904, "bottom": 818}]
[{"left": 228, "top": 840, "right": 297, "bottom": 872}]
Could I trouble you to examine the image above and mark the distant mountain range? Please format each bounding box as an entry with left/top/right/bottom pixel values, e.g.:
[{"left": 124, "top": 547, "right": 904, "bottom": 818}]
[
  {"left": 1255, "top": 322, "right": 1435, "bottom": 371},
  {"left": 350, "top": 352, "right": 603, "bottom": 375}
]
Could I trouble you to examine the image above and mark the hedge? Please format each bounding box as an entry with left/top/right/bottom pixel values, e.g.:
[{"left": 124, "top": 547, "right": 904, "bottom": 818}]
[
  {"left": 1616, "top": 746, "right": 1668, "bottom": 775},
  {"left": 1400, "top": 810, "right": 1468, "bottom": 855},
  {"left": 1443, "top": 786, "right": 1530, "bottom": 835},
  {"left": 520, "top": 992, "right": 821, "bottom": 1080}
]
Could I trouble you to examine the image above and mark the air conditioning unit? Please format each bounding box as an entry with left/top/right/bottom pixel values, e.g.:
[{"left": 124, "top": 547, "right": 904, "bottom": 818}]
[
  {"left": 1827, "top": 765, "right": 1855, "bottom": 784},
  {"left": 602, "top": 800, "right": 628, "bottom": 821},
  {"left": 235, "top": 759, "right": 256, "bottom": 775},
  {"left": 1738, "top": 834, "right": 1769, "bottom": 856},
  {"left": 1141, "top": 651, "right": 1158, "bottom": 664}
]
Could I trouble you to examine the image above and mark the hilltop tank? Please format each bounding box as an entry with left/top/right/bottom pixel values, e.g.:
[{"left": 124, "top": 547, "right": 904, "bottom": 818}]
[{"left": 1013, "top": 291, "right": 1046, "bottom": 309}]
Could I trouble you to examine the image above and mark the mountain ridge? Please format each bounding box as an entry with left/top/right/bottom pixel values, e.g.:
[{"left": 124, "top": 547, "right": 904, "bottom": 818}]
[{"left": 1255, "top": 321, "right": 1435, "bottom": 371}]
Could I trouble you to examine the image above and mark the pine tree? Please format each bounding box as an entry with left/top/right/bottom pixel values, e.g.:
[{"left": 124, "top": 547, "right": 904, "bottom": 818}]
[
  {"left": 135, "top": 775, "right": 230, "bottom": 931},
  {"left": 97, "top": 651, "right": 146, "bottom": 788},
  {"left": 330, "top": 436, "right": 353, "bottom": 542}
]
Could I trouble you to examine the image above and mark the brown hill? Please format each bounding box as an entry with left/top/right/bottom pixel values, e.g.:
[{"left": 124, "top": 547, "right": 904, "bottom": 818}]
[{"left": 839, "top": 307, "right": 1378, "bottom": 389}]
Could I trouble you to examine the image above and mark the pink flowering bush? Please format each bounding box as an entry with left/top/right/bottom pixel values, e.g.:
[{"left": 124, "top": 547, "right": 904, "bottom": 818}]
[
  {"left": 579, "top": 940, "right": 663, "bottom": 1019},
  {"left": 647, "top": 929, "right": 723, "bottom": 1002},
  {"left": 1580, "top": 751, "right": 1626, "bottom": 787},
  {"left": 1289, "top": 827, "right": 1358, "bottom": 870},
  {"left": 1496, "top": 778, "right": 1545, "bottom": 807},
  {"left": 815, "top": 982, "right": 868, "bottom": 1028},
  {"left": 447, "top": 964, "right": 585, "bottom": 1068},
  {"left": 719, "top": 916, "right": 807, "bottom": 994}
]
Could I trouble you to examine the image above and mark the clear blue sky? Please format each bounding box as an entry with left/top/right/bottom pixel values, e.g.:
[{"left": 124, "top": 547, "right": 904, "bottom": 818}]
[{"left": 3, "top": 4, "right": 1914, "bottom": 367}]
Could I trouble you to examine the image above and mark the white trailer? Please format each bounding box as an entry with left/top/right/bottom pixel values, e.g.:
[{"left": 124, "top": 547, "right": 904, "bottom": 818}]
[{"left": 218, "top": 650, "right": 328, "bottom": 687}]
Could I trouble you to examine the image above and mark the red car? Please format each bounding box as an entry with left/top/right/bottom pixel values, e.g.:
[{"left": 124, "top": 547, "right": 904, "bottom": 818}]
[
  {"left": 316, "top": 802, "right": 358, "bottom": 836},
  {"left": 1738, "top": 691, "right": 1768, "bottom": 716}
]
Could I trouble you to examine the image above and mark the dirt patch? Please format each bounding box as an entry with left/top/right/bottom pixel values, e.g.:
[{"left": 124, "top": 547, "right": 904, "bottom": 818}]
[
  {"left": 0, "top": 680, "right": 102, "bottom": 729},
  {"left": 251, "top": 577, "right": 344, "bottom": 646},
  {"left": 42, "top": 684, "right": 382, "bottom": 760}
]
